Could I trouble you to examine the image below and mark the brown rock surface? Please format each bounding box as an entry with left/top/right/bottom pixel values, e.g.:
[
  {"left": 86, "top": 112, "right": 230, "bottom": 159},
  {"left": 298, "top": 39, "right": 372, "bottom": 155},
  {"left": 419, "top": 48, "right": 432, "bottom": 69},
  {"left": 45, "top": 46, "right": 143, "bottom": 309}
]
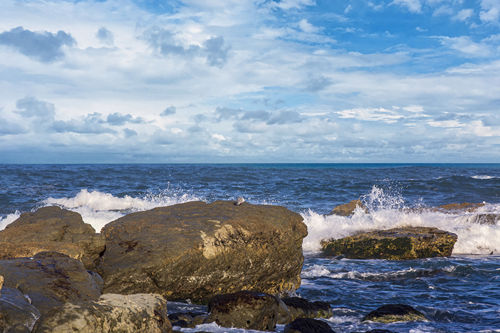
[
  {"left": 0, "top": 287, "right": 41, "bottom": 333},
  {"left": 99, "top": 201, "right": 307, "bottom": 301},
  {"left": 279, "top": 297, "right": 333, "bottom": 323},
  {"left": 0, "top": 206, "right": 105, "bottom": 270},
  {"left": 436, "top": 202, "right": 485, "bottom": 212},
  {"left": 35, "top": 293, "right": 172, "bottom": 333},
  {"left": 0, "top": 252, "right": 102, "bottom": 316},
  {"left": 321, "top": 227, "right": 457, "bottom": 260},
  {"left": 329, "top": 200, "right": 365, "bottom": 216}
]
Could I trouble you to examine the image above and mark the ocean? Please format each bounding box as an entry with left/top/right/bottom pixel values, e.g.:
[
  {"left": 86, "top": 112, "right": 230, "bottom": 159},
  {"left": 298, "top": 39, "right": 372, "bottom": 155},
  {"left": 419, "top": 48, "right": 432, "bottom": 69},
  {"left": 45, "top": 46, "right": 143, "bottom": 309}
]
[{"left": 0, "top": 164, "right": 499, "bottom": 332}]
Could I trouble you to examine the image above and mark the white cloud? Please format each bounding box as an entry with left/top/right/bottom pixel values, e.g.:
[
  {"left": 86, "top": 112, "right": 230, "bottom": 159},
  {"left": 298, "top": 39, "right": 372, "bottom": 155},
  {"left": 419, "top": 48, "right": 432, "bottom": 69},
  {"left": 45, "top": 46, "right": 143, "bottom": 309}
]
[
  {"left": 454, "top": 8, "right": 474, "bottom": 21},
  {"left": 270, "top": 0, "right": 315, "bottom": 11},
  {"left": 298, "top": 19, "right": 319, "bottom": 33},
  {"left": 480, "top": 0, "right": 500, "bottom": 23},
  {"left": 337, "top": 107, "right": 404, "bottom": 124},
  {"left": 392, "top": 0, "right": 422, "bottom": 13}
]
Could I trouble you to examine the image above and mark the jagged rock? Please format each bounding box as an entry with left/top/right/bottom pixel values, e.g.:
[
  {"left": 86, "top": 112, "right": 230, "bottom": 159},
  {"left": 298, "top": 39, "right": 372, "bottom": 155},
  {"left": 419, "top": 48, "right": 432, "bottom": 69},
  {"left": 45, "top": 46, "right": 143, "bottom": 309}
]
[
  {"left": 35, "top": 293, "right": 172, "bottom": 333},
  {"left": 0, "top": 287, "right": 41, "bottom": 333},
  {"left": 207, "top": 291, "right": 280, "bottom": 331},
  {"left": 0, "top": 206, "right": 105, "bottom": 270},
  {"left": 99, "top": 201, "right": 307, "bottom": 301},
  {"left": 0, "top": 252, "right": 101, "bottom": 316},
  {"left": 328, "top": 200, "right": 365, "bottom": 216},
  {"left": 468, "top": 213, "right": 499, "bottom": 225},
  {"left": 284, "top": 318, "right": 334, "bottom": 333},
  {"left": 321, "top": 227, "right": 457, "bottom": 260},
  {"left": 279, "top": 297, "right": 332, "bottom": 323},
  {"left": 362, "top": 304, "right": 428, "bottom": 323}
]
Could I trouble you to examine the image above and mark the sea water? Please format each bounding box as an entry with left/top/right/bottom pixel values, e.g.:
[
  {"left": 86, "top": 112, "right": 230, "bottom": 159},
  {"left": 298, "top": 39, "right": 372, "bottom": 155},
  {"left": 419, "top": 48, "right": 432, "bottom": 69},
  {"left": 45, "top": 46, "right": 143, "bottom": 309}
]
[{"left": 0, "top": 164, "right": 499, "bottom": 332}]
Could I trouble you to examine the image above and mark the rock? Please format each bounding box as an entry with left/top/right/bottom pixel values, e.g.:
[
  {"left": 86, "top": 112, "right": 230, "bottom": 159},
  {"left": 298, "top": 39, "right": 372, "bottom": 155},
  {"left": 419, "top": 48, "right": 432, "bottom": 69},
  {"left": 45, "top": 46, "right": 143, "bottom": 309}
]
[
  {"left": 0, "top": 252, "right": 101, "bottom": 316},
  {"left": 329, "top": 200, "right": 365, "bottom": 216},
  {"left": 320, "top": 227, "right": 457, "bottom": 260},
  {"left": 99, "top": 201, "right": 307, "bottom": 301},
  {"left": 0, "top": 274, "right": 3, "bottom": 290},
  {"left": 284, "top": 318, "right": 334, "bottom": 333},
  {"left": 207, "top": 291, "right": 280, "bottom": 331},
  {"left": 278, "top": 297, "right": 332, "bottom": 324},
  {"left": 0, "top": 287, "right": 41, "bottom": 333},
  {"left": 468, "top": 213, "right": 499, "bottom": 225},
  {"left": 0, "top": 206, "right": 105, "bottom": 270},
  {"left": 362, "top": 304, "right": 428, "bottom": 323},
  {"left": 35, "top": 293, "right": 172, "bottom": 333},
  {"left": 436, "top": 202, "right": 485, "bottom": 212},
  {"left": 168, "top": 312, "right": 207, "bottom": 328}
]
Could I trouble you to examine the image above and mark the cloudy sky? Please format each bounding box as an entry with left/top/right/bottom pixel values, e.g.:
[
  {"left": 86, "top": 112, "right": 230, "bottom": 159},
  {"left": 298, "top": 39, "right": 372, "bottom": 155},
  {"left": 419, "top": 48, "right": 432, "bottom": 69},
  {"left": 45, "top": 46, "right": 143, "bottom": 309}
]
[{"left": 0, "top": 0, "right": 499, "bottom": 163}]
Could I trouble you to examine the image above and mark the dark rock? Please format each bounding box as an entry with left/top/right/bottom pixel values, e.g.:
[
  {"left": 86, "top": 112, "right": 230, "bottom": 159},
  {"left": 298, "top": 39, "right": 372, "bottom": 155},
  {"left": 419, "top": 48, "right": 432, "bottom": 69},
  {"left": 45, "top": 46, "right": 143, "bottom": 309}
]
[
  {"left": 321, "top": 227, "right": 457, "bottom": 260},
  {"left": 329, "top": 200, "right": 365, "bottom": 216},
  {"left": 362, "top": 304, "right": 428, "bottom": 323},
  {"left": 284, "top": 318, "right": 334, "bottom": 333},
  {"left": 34, "top": 293, "right": 172, "bottom": 333},
  {"left": 207, "top": 291, "right": 280, "bottom": 331},
  {"left": 0, "top": 252, "right": 101, "bottom": 316},
  {"left": 0, "top": 206, "right": 105, "bottom": 271},
  {"left": 168, "top": 312, "right": 207, "bottom": 328},
  {"left": 279, "top": 297, "right": 332, "bottom": 323},
  {"left": 468, "top": 213, "right": 499, "bottom": 225},
  {"left": 99, "top": 201, "right": 307, "bottom": 301},
  {"left": 0, "top": 287, "right": 41, "bottom": 333}
]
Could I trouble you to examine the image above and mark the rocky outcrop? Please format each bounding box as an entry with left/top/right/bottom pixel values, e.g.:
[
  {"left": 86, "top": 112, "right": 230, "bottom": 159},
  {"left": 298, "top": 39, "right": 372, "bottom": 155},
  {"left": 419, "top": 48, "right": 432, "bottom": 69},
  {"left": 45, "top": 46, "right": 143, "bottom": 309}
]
[
  {"left": 207, "top": 291, "right": 280, "bottom": 331},
  {"left": 279, "top": 297, "right": 332, "bottom": 323},
  {"left": 0, "top": 287, "right": 41, "bottom": 333},
  {"left": 321, "top": 227, "right": 457, "bottom": 260},
  {"left": 284, "top": 318, "right": 335, "bottom": 333},
  {"left": 0, "top": 252, "right": 102, "bottom": 316},
  {"left": 436, "top": 202, "right": 485, "bottom": 212},
  {"left": 328, "top": 200, "right": 365, "bottom": 216},
  {"left": 0, "top": 206, "right": 105, "bottom": 270},
  {"left": 362, "top": 304, "right": 428, "bottom": 323},
  {"left": 168, "top": 312, "right": 207, "bottom": 328},
  {"left": 35, "top": 293, "right": 172, "bottom": 333},
  {"left": 99, "top": 201, "right": 307, "bottom": 301}
]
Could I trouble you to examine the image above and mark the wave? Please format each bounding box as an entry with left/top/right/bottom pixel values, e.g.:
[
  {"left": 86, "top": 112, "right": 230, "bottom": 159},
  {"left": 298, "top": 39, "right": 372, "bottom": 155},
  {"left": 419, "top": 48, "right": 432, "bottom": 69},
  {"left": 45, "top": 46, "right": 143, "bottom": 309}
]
[
  {"left": 471, "top": 175, "right": 497, "bottom": 180},
  {"left": 0, "top": 211, "right": 21, "bottom": 231},
  {"left": 42, "top": 189, "right": 201, "bottom": 232},
  {"left": 301, "top": 186, "right": 500, "bottom": 255}
]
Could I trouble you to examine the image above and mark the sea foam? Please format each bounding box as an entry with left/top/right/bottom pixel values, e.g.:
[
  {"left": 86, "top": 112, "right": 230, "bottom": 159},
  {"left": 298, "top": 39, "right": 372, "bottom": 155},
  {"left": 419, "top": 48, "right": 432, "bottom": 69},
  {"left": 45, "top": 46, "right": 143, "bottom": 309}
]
[{"left": 301, "top": 186, "right": 500, "bottom": 255}]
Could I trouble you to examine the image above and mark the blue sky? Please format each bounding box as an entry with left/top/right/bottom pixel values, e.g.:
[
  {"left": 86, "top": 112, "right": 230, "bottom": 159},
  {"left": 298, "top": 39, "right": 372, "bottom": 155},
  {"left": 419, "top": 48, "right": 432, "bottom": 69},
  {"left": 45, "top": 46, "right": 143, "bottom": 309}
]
[{"left": 0, "top": 0, "right": 499, "bottom": 163}]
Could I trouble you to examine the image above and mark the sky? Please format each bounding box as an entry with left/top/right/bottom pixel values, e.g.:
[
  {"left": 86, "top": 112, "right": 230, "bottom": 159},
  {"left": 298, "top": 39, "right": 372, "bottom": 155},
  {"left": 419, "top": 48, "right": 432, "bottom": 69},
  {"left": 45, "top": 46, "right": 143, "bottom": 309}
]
[{"left": 0, "top": 0, "right": 499, "bottom": 163}]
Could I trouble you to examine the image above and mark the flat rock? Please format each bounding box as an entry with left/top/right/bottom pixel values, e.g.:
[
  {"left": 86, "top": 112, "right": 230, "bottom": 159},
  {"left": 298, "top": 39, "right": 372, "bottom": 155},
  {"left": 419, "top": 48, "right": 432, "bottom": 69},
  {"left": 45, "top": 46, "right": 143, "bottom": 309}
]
[
  {"left": 99, "top": 201, "right": 307, "bottom": 301},
  {"left": 436, "top": 202, "right": 485, "bottom": 212},
  {"left": 0, "top": 252, "right": 102, "bottom": 316},
  {"left": 0, "top": 206, "right": 105, "bottom": 270},
  {"left": 0, "top": 287, "right": 41, "bottom": 333},
  {"left": 35, "top": 293, "right": 172, "bottom": 333},
  {"left": 328, "top": 200, "right": 365, "bottom": 216},
  {"left": 279, "top": 297, "right": 332, "bottom": 324},
  {"left": 284, "top": 318, "right": 334, "bottom": 333},
  {"left": 363, "top": 304, "right": 428, "bottom": 323},
  {"left": 320, "top": 227, "right": 457, "bottom": 260},
  {"left": 207, "top": 291, "right": 280, "bottom": 331}
]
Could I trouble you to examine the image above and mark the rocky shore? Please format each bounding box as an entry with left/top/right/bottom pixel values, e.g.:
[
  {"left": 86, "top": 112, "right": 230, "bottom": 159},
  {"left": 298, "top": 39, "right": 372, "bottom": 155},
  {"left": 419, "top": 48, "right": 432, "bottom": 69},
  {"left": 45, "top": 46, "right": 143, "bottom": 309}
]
[{"left": 0, "top": 199, "right": 467, "bottom": 332}]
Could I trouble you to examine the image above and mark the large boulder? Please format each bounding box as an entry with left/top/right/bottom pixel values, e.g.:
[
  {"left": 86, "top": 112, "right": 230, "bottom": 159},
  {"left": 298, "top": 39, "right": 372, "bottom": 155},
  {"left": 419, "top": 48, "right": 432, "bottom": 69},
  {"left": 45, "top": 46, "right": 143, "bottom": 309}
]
[
  {"left": 284, "top": 318, "right": 334, "bottom": 333},
  {"left": 207, "top": 291, "right": 280, "bottom": 331},
  {"left": 35, "top": 293, "right": 172, "bottom": 333},
  {"left": 321, "top": 227, "right": 457, "bottom": 260},
  {"left": 328, "top": 200, "right": 365, "bottom": 216},
  {"left": 0, "top": 206, "right": 105, "bottom": 270},
  {"left": 0, "top": 287, "right": 41, "bottom": 333},
  {"left": 0, "top": 252, "right": 102, "bottom": 316},
  {"left": 99, "top": 201, "right": 307, "bottom": 301},
  {"left": 279, "top": 297, "right": 332, "bottom": 323},
  {"left": 362, "top": 304, "right": 428, "bottom": 323}
]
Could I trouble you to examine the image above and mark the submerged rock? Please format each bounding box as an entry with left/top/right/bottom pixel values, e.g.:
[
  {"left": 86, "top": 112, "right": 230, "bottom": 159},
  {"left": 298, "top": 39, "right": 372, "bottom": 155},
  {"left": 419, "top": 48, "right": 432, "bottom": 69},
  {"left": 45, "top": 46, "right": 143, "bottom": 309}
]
[
  {"left": 99, "top": 201, "right": 307, "bottom": 301},
  {"left": 279, "top": 297, "right": 332, "bottom": 323},
  {"left": 320, "top": 227, "right": 457, "bottom": 260},
  {"left": 0, "top": 287, "right": 41, "bottom": 333},
  {"left": 328, "top": 200, "right": 365, "bottom": 216},
  {"left": 436, "top": 202, "right": 485, "bottom": 212},
  {"left": 35, "top": 293, "right": 172, "bottom": 333},
  {"left": 362, "top": 304, "right": 428, "bottom": 323},
  {"left": 467, "top": 213, "right": 500, "bottom": 225},
  {"left": 207, "top": 291, "right": 280, "bottom": 331},
  {"left": 168, "top": 312, "right": 207, "bottom": 328},
  {"left": 0, "top": 252, "right": 102, "bottom": 316},
  {"left": 0, "top": 206, "right": 105, "bottom": 270},
  {"left": 284, "top": 318, "right": 334, "bottom": 333}
]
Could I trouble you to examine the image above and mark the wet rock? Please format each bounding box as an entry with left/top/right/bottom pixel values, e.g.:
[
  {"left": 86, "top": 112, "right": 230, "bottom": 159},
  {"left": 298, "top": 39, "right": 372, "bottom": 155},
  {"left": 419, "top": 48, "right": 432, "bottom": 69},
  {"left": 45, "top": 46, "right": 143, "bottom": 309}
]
[
  {"left": 362, "top": 304, "right": 428, "bottom": 323},
  {"left": 436, "top": 202, "right": 485, "bottom": 212},
  {"left": 467, "top": 213, "right": 499, "bottom": 225},
  {"left": 0, "top": 206, "right": 105, "bottom": 271},
  {"left": 279, "top": 297, "right": 332, "bottom": 323},
  {"left": 168, "top": 312, "right": 207, "bottom": 328},
  {"left": 0, "top": 274, "right": 3, "bottom": 290},
  {"left": 0, "top": 252, "right": 101, "bottom": 316},
  {"left": 99, "top": 201, "right": 307, "bottom": 301},
  {"left": 328, "top": 200, "right": 365, "bottom": 216},
  {"left": 284, "top": 318, "right": 334, "bottom": 333},
  {"left": 207, "top": 291, "right": 280, "bottom": 331},
  {"left": 35, "top": 293, "right": 172, "bottom": 333},
  {"left": 321, "top": 227, "right": 457, "bottom": 260},
  {"left": 0, "top": 287, "right": 41, "bottom": 333}
]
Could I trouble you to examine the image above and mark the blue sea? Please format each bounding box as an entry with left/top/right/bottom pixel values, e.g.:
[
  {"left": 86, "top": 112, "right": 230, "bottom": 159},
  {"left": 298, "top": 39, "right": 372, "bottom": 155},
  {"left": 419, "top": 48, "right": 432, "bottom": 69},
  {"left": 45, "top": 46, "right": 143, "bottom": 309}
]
[{"left": 0, "top": 164, "right": 499, "bottom": 333}]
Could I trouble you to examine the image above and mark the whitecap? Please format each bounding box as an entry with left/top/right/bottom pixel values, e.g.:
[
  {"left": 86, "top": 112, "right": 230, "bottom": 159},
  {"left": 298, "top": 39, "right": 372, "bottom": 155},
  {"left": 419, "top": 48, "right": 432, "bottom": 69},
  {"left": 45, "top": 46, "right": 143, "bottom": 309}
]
[
  {"left": 0, "top": 211, "right": 21, "bottom": 231},
  {"left": 471, "top": 175, "right": 496, "bottom": 180}
]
